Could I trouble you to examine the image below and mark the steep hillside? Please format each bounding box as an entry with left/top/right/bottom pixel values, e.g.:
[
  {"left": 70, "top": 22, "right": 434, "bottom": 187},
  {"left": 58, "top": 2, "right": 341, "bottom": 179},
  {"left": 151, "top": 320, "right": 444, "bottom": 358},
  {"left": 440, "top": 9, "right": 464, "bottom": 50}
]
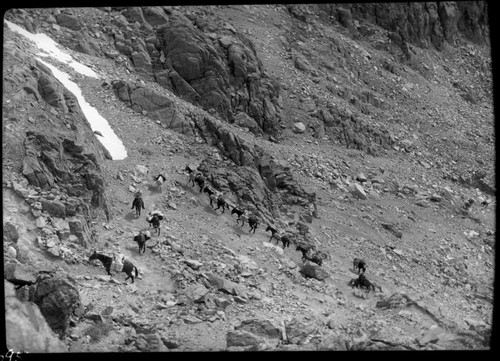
[{"left": 3, "top": 4, "right": 494, "bottom": 352}]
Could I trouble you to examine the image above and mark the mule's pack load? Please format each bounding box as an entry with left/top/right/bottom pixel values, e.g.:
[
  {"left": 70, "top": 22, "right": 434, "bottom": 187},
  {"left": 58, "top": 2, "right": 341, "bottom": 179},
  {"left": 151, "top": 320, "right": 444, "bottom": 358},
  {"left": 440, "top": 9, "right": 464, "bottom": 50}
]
[
  {"left": 155, "top": 174, "right": 166, "bottom": 182},
  {"left": 111, "top": 253, "right": 125, "bottom": 272},
  {"left": 146, "top": 210, "right": 164, "bottom": 222}
]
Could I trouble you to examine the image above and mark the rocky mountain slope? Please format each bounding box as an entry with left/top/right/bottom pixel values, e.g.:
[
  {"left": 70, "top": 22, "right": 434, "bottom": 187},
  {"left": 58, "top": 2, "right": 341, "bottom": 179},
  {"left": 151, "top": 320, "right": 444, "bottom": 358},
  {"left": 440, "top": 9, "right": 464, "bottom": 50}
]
[{"left": 3, "top": 4, "right": 495, "bottom": 352}]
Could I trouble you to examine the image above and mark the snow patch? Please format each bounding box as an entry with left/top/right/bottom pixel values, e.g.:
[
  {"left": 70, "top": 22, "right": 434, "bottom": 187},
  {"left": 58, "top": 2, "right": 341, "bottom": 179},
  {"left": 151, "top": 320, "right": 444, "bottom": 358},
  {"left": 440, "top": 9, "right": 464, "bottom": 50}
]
[
  {"left": 36, "top": 58, "right": 127, "bottom": 160},
  {"left": 5, "top": 19, "right": 127, "bottom": 160},
  {"left": 5, "top": 20, "right": 99, "bottom": 78}
]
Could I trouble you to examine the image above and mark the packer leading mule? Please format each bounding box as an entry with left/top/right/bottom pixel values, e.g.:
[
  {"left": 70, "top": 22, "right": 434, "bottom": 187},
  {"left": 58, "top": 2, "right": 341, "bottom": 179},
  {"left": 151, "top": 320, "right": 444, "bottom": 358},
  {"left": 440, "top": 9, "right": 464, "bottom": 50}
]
[{"left": 132, "top": 196, "right": 145, "bottom": 217}]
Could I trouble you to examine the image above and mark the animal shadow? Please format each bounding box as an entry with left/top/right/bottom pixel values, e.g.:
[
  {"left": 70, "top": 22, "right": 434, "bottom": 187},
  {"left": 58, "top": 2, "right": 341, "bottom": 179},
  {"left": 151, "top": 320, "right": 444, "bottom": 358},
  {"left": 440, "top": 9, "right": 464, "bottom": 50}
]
[
  {"left": 231, "top": 223, "right": 248, "bottom": 236},
  {"left": 147, "top": 185, "right": 162, "bottom": 194},
  {"left": 203, "top": 204, "right": 217, "bottom": 214},
  {"left": 124, "top": 212, "right": 138, "bottom": 222}
]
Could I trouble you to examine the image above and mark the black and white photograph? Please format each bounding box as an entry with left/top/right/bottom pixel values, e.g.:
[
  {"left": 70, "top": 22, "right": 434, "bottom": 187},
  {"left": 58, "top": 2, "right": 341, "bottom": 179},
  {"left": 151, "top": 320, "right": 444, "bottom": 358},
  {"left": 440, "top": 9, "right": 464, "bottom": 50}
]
[{"left": 3, "top": 2, "right": 495, "bottom": 353}]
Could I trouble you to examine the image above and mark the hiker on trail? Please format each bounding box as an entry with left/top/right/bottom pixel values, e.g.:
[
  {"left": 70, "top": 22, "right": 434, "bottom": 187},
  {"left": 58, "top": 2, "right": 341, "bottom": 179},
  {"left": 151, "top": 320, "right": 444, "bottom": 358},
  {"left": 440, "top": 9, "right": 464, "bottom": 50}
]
[{"left": 132, "top": 192, "right": 145, "bottom": 217}]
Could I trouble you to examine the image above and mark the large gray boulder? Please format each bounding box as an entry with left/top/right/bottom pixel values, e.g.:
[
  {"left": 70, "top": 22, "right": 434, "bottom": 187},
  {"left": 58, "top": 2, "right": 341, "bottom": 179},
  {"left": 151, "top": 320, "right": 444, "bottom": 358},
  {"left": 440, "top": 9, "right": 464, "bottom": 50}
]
[
  {"left": 202, "top": 272, "right": 245, "bottom": 296},
  {"left": 56, "top": 13, "right": 82, "bottom": 30},
  {"left": 284, "top": 318, "right": 319, "bottom": 345},
  {"left": 227, "top": 319, "right": 282, "bottom": 349},
  {"left": 32, "top": 272, "right": 82, "bottom": 335},
  {"left": 181, "top": 283, "right": 210, "bottom": 303},
  {"left": 3, "top": 221, "right": 19, "bottom": 243},
  {"left": 5, "top": 281, "right": 68, "bottom": 352},
  {"left": 299, "top": 261, "right": 330, "bottom": 281},
  {"left": 40, "top": 198, "right": 66, "bottom": 218}
]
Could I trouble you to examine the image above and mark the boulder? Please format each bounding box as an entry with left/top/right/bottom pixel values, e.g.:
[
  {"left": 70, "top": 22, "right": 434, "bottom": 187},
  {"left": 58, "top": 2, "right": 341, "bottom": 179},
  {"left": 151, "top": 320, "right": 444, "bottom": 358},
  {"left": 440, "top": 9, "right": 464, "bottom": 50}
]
[
  {"left": 430, "top": 193, "right": 442, "bottom": 202},
  {"left": 5, "top": 281, "right": 67, "bottom": 352},
  {"left": 234, "top": 112, "right": 261, "bottom": 134},
  {"left": 236, "top": 319, "right": 282, "bottom": 340},
  {"left": 122, "top": 7, "right": 146, "bottom": 23},
  {"left": 136, "top": 164, "right": 149, "bottom": 176},
  {"left": 202, "top": 272, "right": 244, "bottom": 296},
  {"left": 56, "top": 13, "right": 82, "bottom": 30},
  {"left": 294, "top": 55, "right": 313, "bottom": 72},
  {"left": 14, "top": 241, "right": 35, "bottom": 264},
  {"left": 131, "top": 50, "right": 153, "bottom": 75},
  {"left": 356, "top": 173, "right": 368, "bottom": 182},
  {"left": 464, "top": 318, "right": 488, "bottom": 332},
  {"left": 3, "top": 221, "right": 19, "bottom": 243},
  {"left": 135, "top": 332, "right": 168, "bottom": 352},
  {"left": 142, "top": 6, "right": 169, "bottom": 26},
  {"left": 226, "top": 329, "right": 261, "bottom": 349},
  {"left": 300, "top": 261, "right": 330, "bottom": 280},
  {"left": 376, "top": 292, "right": 413, "bottom": 309},
  {"left": 350, "top": 183, "right": 367, "bottom": 199},
  {"left": 215, "top": 297, "right": 231, "bottom": 309},
  {"left": 285, "top": 318, "right": 318, "bottom": 345},
  {"left": 181, "top": 283, "right": 209, "bottom": 303},
  {"left": 4, "top": 263, "right": 37, "bottom": 285},
  {"left": 6, "top": 246, "right": 18, "bottom": 259},
  {"left": 32, "top": 272, "right": 82, "bottom": 335},
  {"left": 68, "top": 217, "right": 91, "bottom": 247},
  {"left": 262, "top": 241, "right": 284, "bottom": 255},
  {"left": 51, "top": 217, "right": 70, "bottom": 231},
  {"left": 235, "top": 254, "right": 259, "bottom": 272},
  {"left": 32, "top": 208, "right": 42, "bottom": 218},
  {"left": 227, "top": 318, "right": 282, "bottom": 349},
  {"left": 293, "top": 122, "right": 306, "bottom": 134},
  {"left": 40, "top": 198, "right": 66, "bottom": 218},
  {"left": 184, "top": 259, "right": 203, "bottom": 270},
  {"left": 35, "top": 217, "right": 46, "bottom": 228}
]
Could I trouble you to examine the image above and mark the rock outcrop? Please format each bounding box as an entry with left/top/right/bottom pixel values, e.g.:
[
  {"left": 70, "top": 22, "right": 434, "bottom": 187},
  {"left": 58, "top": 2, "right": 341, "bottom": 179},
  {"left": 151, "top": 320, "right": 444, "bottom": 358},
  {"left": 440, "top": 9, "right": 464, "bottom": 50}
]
[
  {"left": 227, "top": 318, "right": 283, "bottom": 350},
  {"left": 111, "top": 8, "right": 283, "bottom": 136},
  {"left": 311, "top": 3, "right": 490, "bottom": 49},
  {"left": 5, "top": 281, "right": 68, "bottom": 353},
  {"left": 13, "top": 59, "right": 111, "bottom": 220},
  {"left": 299, "top": 261, "right": 330, "bottom": 281},
  {"left": 31, "top": 272, "right": 82, "bottom": 335},
  {"left": 112, "top": 80, "right": 195, "bottom": 135}
]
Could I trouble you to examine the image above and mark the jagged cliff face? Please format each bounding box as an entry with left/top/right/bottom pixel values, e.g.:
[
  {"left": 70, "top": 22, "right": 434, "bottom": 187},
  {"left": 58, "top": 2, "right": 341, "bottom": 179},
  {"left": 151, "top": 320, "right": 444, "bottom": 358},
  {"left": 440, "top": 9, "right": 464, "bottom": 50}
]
[
  {"left": 311, "top": 2, "right": 490, "bottom": 49},
  {"left": 3, "top": 4, "right": 494, "bottom": 353},
  {"left": 3, "top": 43, "right": 111, "bottom": 226},
  {"left": 111, "top": 7, "right": 283, "bottom": 135}
]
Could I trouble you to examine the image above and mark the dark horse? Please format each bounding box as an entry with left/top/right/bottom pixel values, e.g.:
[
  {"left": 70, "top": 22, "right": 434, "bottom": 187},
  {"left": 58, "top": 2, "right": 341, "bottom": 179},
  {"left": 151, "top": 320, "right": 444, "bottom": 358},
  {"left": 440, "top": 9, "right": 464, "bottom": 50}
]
[
  {"left": 265, "top": 225, "right": 291, "bottom": 248},
  {"left": 132, "top": 197, "right": 145, "bottom": 217},
  {"left": 265, "top": 225, "right": 278, "bottom": 241},
  {"left": 278, "top": 234, "right": 291, "bottom": 248},
  {"left": 193, "top": 173, "right": 205, "bottom": 192},
  {"left": 296, "top": 245, "right": 323, "bottom": 266},
  {"left": 204, "top": 186, "right": 217, "bottom": 206},
  {"left": 89, "top": 251, "right": 139, "bottom": 283},
  {"left": 134, "top": 232, "right": 151, "bottom": 254},
  {"left": 231, "top": 207, "right": 244, "bottom": 218},
  {"left": 350, "top": 273, "right": 379, "bottom": 293},
  {"left": 147, "top": 214, "right": 161, "bottom": 236},
  {"left": 214, "top": 195, "right": 229, "bottom": 213},
  {"left": 248, "top": 215, "right": 258, "bottom": 234}
]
